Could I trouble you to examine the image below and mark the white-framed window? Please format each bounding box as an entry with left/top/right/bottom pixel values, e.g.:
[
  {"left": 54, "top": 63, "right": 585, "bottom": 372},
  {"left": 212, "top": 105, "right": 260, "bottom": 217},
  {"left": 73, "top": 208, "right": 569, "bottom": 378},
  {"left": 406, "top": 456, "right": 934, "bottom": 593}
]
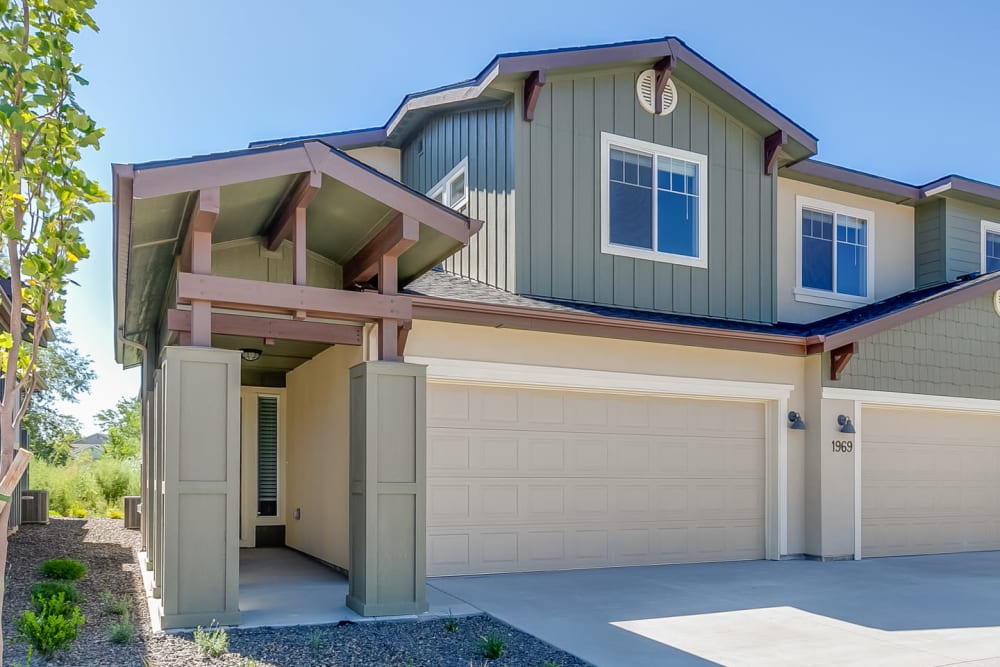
[
  {"left": 982, "top": 220, "right": 1000, "bottom": 274},
  {"left": 428, "top": 157, "right": 468, "bottom": 214},
  {"left": 600, "top": 132, "right": 708, "bottom": 269},
  {"left": 794, "top": 195, "right": 875, "bottom": 308}
]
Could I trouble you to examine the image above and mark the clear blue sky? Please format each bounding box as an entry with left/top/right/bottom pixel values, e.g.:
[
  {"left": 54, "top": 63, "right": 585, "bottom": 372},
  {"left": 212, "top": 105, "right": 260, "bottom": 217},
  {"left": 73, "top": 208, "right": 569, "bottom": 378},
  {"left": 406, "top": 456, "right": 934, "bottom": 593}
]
[{"left": 61, "top": 0, "right": 1000, "bottom": 431}]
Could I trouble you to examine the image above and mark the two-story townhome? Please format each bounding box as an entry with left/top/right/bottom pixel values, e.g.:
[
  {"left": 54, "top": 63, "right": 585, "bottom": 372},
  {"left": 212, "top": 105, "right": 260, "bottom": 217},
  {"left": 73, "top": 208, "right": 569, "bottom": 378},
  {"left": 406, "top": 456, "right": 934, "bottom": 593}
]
[{"left": 112, "top": 37, "right": 1000, "bottom": 629}]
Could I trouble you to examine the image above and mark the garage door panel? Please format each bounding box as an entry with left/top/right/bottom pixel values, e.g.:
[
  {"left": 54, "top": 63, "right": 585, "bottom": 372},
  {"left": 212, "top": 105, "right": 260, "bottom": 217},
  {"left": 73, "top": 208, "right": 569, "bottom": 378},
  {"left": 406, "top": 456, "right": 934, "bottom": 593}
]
[
  {"left": 862, "top": 406, "right": 1000, "bottom": 558},
  {"left": 428, "top": 384, "right": 767, "bottom": 575}
]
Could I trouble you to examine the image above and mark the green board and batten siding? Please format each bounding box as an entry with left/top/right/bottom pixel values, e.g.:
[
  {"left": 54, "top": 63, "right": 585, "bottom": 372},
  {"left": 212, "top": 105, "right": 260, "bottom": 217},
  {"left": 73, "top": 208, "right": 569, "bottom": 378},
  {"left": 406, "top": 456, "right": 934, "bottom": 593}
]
[
  {"left": 826, "top": 295, "right": 1000, "bottom": 400},
  {"left": 400, "top": 103, "right": 515, "bottom": 291},
  {"left": 514, "top": 70, "right": 777, "bottom": 323},
  {"left": 916, "top": 198, "right": 1000, "bottom": 288}
]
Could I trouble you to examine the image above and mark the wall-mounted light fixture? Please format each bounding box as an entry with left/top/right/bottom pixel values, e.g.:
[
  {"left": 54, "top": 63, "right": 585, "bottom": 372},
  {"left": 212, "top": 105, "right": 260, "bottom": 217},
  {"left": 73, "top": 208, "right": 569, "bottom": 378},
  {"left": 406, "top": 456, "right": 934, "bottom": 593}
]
[
  {"left": 837, "top": 414, "right": 855, "bottom": 434},
  {"left": 787, "top": 411, "right": 806, "bottom": 430},
  {"left": 240, "top": 348, "right": 262, "bottom": 362}
]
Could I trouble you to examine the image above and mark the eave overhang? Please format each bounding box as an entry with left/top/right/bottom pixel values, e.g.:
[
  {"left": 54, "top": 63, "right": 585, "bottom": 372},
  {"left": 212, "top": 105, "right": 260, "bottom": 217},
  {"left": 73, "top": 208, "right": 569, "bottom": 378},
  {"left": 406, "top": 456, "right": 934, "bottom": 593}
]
[
  {"left": 112, "top": 141, "right": 481, "bottom": 367},
  {"left": 250, "top": 37, "right": 818, "bottom": 161}
]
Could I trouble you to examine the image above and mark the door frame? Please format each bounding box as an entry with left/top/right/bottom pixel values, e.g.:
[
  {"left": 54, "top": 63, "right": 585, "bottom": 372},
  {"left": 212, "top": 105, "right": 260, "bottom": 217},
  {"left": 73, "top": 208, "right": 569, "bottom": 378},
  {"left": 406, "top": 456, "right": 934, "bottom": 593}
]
[
  {"left": 409, "top": 356, "right": 794, "bottom": 560},
  {"left": 239, "top": 386, "right": 287, "bottom": 548}
]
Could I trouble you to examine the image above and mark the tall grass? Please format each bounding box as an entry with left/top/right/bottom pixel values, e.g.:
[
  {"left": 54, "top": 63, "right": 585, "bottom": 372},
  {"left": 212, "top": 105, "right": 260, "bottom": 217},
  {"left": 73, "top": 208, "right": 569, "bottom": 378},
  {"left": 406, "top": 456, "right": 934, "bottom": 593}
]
[{"left": 30, "top": 458, "right": 140, "bottom": 518}]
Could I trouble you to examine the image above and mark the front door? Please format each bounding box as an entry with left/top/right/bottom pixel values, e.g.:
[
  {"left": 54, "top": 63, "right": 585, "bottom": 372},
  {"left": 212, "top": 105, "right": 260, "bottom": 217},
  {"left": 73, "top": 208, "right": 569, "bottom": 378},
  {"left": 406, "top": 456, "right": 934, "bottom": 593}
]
[{"left": 240, "top": 387, "right": 286, "bottom": 548}]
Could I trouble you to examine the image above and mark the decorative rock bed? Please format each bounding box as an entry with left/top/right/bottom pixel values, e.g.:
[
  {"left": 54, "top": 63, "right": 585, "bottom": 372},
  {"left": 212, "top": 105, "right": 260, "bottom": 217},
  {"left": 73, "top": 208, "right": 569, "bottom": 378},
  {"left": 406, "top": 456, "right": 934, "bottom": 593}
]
[{"left": 3, "top": 519, "right": 590, "bottom": 666}]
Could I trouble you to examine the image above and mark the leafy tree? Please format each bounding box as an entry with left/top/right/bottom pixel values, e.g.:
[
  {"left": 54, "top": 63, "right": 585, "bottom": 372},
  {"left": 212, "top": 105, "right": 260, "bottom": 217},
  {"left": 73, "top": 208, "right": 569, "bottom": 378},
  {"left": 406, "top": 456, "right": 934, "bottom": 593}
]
[
  {"left": 22, "top": 332, "right": 94, "bottom": 463},
  {"left": 0, "top": 0, "right": 106, "bottom": 658},
  {"left": 96, "top": 396, "right": 140, "bottom": 460}
]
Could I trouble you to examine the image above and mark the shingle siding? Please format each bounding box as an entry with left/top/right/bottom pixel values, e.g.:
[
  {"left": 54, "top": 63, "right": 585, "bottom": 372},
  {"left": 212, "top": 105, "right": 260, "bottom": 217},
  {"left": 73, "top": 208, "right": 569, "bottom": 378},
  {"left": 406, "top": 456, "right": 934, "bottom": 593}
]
[
  {"left": 400, "top": 102, "right": 515, "bottom": 291},
  {"left": 827, "top": 295, "right": 1000, "bottom": 399}
]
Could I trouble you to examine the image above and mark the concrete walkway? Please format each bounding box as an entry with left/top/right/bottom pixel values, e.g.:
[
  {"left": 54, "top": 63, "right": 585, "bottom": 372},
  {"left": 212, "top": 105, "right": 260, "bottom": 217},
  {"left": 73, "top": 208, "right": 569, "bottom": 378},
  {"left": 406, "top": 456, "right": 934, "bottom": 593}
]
[
  {"left": 238, "top": 548, "right": 475, "bottom": 628},
  {"left": 429, "top": 551, "right": 1000, "bottom": 667}
]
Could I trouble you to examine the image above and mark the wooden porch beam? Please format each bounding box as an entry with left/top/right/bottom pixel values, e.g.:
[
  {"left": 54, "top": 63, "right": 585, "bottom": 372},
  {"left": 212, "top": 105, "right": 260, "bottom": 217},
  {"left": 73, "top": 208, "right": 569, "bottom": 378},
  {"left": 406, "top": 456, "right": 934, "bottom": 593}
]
[
  {"left": 264, "top": 171, "right": 322, "bottom": 252},
  {"left": 178, "top": 187, "right": 221, "bottom": 274},
  {"left": 829, "top": 342, "right": 857, "bottom": 381},
  {"left": 176, "top": 272, "right": 412, "bottom": 321},
  {"left": 523, "top": 70, "right": 546, "bottom": 122},
  {"left": 653, "top": 55, "right": 674, "bottom": 114},
  {"left": 166, "top": 309, "right": 364, "bottom": 346},
  {"left": 764, "top": 130, "right": 788, "bottom": 176},
  {"left": 342, "top": 214, "right": 419, "bottom": 288}
]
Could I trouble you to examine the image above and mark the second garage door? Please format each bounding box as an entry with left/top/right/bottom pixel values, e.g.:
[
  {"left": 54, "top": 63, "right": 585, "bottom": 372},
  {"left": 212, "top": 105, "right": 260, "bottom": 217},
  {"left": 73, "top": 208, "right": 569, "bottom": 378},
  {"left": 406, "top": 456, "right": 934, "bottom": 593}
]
[
  {"left": 862, "top": 406, "right": 1000, "bottom": 557},
  {"left": 426, "top": 383, "right": 766, "bottom": 576}
]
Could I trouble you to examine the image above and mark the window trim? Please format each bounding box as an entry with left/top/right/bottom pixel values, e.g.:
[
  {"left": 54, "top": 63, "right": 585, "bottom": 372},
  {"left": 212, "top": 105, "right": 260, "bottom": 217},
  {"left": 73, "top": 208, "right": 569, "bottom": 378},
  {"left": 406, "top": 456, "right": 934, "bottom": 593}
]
[
  {"left": 427, "top": 157, "right": 469, "bottom": 211},
  {"left": 981, "top": 219, "right": 1000, "bottom": 274},
  {"left": 794, "top": 195, "right": 876, "bottom": 308},
  {"left": 600, "top": 132, "right": 709, "bottom": 269}
]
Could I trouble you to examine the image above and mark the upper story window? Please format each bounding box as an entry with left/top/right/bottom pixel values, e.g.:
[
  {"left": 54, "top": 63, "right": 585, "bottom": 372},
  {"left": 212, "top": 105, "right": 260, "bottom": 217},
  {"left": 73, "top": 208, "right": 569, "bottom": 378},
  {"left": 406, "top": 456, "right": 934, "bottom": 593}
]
[
  {"left": 600, "top": 132, "right": 708, "bottom": 269},
  {"left": 982, "top": 220, "right": 1000, "bottom": 273},
  {"left": 428, "top": 158, "right": 468, "bottom": 214},
  {"left": 795, "top": 196, "right": 875, "bottom": 308}
]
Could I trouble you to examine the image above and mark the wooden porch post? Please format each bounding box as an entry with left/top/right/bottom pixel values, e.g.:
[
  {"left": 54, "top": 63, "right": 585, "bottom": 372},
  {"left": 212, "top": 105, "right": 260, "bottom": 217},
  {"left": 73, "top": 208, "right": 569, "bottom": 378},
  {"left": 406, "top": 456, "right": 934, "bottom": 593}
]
[
  {"left": 180, "top": 189, "right": 219, "bottom": 347},
  {"left": 378, "top": 254, "right": 400, "bottom": 361}
]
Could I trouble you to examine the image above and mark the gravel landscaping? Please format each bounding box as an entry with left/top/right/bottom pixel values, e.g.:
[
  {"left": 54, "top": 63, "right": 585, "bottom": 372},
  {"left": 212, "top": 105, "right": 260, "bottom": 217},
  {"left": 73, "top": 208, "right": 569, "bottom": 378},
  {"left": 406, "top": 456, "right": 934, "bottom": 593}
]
[{"left": 3, "top": 519, "right": 590, "bottom": 666}]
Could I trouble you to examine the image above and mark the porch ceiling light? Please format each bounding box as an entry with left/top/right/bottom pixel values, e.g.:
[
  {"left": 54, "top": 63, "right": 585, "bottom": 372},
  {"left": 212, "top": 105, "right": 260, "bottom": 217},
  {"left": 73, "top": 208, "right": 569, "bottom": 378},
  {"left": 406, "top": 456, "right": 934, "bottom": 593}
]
[
  {"left": 837, "top": 414, "right": 856, "bottom": 434},
  {"left": 240, "top": 348, "right": 262, "bottom": 362},
  {"left": 787, "top": 411, "right": 806, "bottom": 430}
]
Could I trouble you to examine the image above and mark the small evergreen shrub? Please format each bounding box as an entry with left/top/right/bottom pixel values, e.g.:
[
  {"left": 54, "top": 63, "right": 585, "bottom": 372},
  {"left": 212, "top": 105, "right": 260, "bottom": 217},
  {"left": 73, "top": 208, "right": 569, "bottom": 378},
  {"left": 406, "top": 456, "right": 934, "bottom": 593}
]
[
  {"left": 39, "top": 558, "right": 87, "bottom": 580},
  {"left": 194, "top": 622, "right": 229, "bottom": 657},
  {"left": 307, "top": 629, "right": 323, "bottom": 649},
  {"left": 108, "top": 611, "right": 135, "bottom": 644},
  {"left": 99, "top": 590, "right": 132, "bottom": 616},
  {"left": 477, "top": 630, "right": 505, "bottom": 660},
  {"left": 30, "top": 581, "right": 80, "bottom": 604},
  {"left": 16, "top": 593, "right": 85, "bottom": 657}
]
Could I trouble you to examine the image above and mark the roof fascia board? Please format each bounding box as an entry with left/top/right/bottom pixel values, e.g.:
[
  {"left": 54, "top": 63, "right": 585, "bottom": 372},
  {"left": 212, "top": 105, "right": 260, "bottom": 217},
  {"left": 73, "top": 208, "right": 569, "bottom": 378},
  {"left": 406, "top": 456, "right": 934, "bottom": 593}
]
[
  {"left": 782, "top": 160, "right": 921, "bottom": 203},
  {"left": 819, "top": 274, "right": 1000, "bottom": 350},
  {"left": 919, "top": 175, "right": 1000, "bottom": 205},
  {"left": 384, "top": 63, "right": 501, "bottom": 137},
  {"left": 112, "top": 163, "right": 134, "bottom": 364}
]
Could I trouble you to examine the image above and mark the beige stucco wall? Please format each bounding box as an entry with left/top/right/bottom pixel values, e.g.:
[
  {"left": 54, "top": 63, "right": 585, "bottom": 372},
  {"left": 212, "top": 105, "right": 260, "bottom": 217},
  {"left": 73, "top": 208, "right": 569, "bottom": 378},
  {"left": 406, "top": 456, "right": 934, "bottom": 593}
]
[
  {"left": 776, "top": 178, "right": 915, "bottom": 324},
  {"left": 405, "top": 320, "right": 810, "bottom": 556},
  {"left": 284, "top": 344, "right": 362, "bottom": 570},
  {"left": 346, "top": 147, "right": 401, "bottom": 181}
]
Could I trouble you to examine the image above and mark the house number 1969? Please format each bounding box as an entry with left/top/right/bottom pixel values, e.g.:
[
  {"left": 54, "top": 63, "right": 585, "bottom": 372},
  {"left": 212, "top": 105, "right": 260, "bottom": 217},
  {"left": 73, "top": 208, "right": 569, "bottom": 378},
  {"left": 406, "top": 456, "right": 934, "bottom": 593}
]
[{"left": 832, "top": 440, "right": 853, "bottom": 453}]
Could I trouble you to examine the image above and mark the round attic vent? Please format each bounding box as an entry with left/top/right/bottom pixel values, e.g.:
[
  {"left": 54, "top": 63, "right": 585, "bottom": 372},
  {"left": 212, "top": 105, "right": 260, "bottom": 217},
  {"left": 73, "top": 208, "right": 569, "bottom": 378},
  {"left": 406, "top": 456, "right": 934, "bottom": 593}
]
[{"left": 636, "top": 68, "right": 678, "bottom": 116}]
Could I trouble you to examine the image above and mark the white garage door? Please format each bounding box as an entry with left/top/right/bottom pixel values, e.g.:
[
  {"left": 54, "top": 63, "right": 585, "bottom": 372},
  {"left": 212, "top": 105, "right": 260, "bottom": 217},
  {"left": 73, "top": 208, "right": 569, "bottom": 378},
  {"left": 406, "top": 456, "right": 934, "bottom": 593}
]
[
  {"left": 862, "top": 406, "right": 1000, "bottom": 557},
  {"left": 426, "top": 383, "right": 766, "bottom": 576}
]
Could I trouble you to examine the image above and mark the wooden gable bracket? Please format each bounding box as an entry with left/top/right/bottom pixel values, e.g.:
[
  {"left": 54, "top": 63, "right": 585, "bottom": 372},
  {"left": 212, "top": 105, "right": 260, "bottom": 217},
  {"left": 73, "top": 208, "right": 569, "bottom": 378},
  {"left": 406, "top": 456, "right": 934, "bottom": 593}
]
[
  {"left": 523, "top": 70, "right": 546, "bottom": 122},
  {"left": 829, "top": 342, "right": 858, "bottom": 381},
  {"left": 764, "top": 130, "right": 788, "bottom": 176},
  {"left": 264, "top": 171, "right": 322, "bottom": 252},
  {"left": 342, "top": 214, "right": 419, "bottom": 289},
  {"left": 653, "top": 55, "right": 675, "bottom": 114}
]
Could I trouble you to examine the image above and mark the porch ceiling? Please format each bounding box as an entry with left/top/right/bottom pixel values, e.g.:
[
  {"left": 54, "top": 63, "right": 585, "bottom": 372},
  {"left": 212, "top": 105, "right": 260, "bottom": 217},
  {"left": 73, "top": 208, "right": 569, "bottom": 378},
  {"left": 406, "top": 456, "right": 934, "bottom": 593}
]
[
  {"left": 211, "top": 334, "right": 327, "bottom": 375},
  {"left": 114, "top": 141, "right": 480, "bottom": 367}
]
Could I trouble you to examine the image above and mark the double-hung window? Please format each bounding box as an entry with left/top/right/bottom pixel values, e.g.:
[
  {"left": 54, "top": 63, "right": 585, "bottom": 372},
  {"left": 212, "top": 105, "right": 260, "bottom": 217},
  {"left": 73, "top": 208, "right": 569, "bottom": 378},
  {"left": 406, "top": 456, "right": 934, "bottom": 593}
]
[
  {"left": 428, "top": 158, "right": 469, "bottom": 214},
  {"left": 601, "top": 132, "right": 708, "bottom": 268},
  {"left": 982, "top": 220, "right": 1000, "bottom": 273},
  {"left": 795, "top": 196, "right": 874, "bottom": 307}
]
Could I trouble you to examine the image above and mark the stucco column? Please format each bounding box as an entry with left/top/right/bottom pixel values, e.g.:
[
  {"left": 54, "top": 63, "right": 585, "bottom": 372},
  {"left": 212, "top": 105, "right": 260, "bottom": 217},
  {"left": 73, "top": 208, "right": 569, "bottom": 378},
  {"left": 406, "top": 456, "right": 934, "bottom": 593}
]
[
  {"left": 160, "top": 346, "right": 241, "bottom": 629},
  {"left": 346, "top": 361, "right": 427, "bottom": 616},
  {"left": 803, "top": 356, "right": 858, "bottom": 559}
]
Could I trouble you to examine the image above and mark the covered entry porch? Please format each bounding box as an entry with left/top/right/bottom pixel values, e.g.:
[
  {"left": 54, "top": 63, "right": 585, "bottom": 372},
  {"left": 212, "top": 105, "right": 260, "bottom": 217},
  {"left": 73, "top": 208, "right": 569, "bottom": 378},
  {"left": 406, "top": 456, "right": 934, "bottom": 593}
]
[{"left": 113, "top": 140, "right": 481, "bottom": 629}]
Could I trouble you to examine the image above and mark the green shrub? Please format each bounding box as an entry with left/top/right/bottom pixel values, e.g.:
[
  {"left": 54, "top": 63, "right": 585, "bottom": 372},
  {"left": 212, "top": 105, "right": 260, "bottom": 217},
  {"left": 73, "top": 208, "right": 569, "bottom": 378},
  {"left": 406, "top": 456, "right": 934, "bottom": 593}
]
[
  {"left": 443, "top": 615, "right": 459, "bottom": 633},
  {"left": 94, "top": 459, "right": 132, "bottom": 505},
  {"left": 477, "top": 630, "right": 505, "bottom": 660},
  {"left": 16, "top": 593, "right": 85, "bottom": 657},
  {"left": 30, "top": 581, "right": 80, "bottom": 604},
  {"left": 108, "top": 611, "right": 135, "bottom": 644},
  {"left": 68, "top": 506, "right": 87, "bottom": 518},
  {"left": 307, "top": 629, "right": 323, "bottom": 649},
  {"left": 30, "top": 458, "right": 140, "bottom": 517},
  {"left": 107, "top": 508, "right": 124, "bottom": 519},
  {"left": 39, "top": 558, "right": 87, "bottom": 581},
  {"left": 194, "top": 622, "right": 229, "bottom": 658},
  {"left": 99, "top": 590, "right": 132, "bottom": 616}
]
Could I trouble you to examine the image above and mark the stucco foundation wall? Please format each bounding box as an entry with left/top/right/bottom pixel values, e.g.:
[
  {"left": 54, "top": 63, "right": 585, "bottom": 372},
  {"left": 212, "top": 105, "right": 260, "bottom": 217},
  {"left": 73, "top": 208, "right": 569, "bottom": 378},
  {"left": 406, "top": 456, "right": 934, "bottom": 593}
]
[
  {"left": 406, "top": 319, "right": 809, "bottom": 556},
  {"left": 776, "top": 178, "right": 915, "bottom": 324},
  {"left": 284, "top": 345, "right": 362, "bottom": 570}
]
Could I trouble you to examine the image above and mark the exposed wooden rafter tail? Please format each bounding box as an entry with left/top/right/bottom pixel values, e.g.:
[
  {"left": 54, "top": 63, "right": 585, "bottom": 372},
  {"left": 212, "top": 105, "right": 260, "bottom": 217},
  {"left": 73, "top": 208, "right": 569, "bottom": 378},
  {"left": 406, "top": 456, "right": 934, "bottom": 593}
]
[
  {"left": 342, "top": 214, "right": 420, "bottom": 288},
  {"left": 764, "top": 130, "right": 788, "bottom": 176},
  {"left": 653, "top": 55, "right": 675, "bottom": 114},
  {"left": 523, "top": 70, "right": 546, "bottom": 122}
]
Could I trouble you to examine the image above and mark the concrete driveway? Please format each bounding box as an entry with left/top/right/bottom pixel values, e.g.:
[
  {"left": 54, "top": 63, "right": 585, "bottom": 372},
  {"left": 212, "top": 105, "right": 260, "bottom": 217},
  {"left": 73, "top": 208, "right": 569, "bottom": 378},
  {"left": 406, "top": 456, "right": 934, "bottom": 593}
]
[{"left": 429, "top": 552, "right": 1000, "bottom": 667}]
